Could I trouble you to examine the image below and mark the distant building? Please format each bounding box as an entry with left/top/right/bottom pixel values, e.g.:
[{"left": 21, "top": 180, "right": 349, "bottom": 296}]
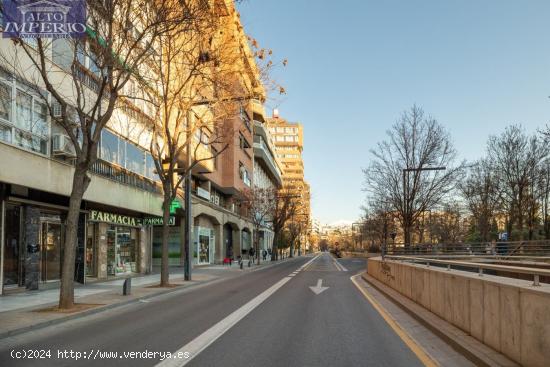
[{"left": 266, "top": 113, "right": 311, "bottom": 250}]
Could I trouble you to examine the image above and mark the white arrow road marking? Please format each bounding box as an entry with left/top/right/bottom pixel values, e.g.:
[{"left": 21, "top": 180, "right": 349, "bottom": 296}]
[
  {"left": 156, "top": 255, "right": 320, "bottom": 367},
  {"left": 309, "top": 278, "right": 329, "bottom": 295}
]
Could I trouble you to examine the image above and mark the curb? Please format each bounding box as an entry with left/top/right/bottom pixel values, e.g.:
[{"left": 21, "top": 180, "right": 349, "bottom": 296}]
[
  {"left": 0, "top": 276, "right": 222, "bottom": 340},
  {"left": 360, "top": 272, "right": 518, "bottom": 367},
  {"left": 0, "top": 257, "right": 304, "bottom": 340}
]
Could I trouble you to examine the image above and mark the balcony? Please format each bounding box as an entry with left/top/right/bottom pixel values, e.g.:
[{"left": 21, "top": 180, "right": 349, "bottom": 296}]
[
  {"left": 250, "top": 99, "right": 266, "bottom": 121},
  {"left": 253, "top": 134, "right": 282, "bottom": 187},
  {"left": 90, "top": 159, "right": 161, "bottom": 194}
]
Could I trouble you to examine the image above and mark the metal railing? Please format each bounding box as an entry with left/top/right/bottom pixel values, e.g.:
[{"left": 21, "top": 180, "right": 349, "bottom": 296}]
[
  {"left": 90, "top": 159, "right": 161, "bottom": 194},
  {"left": 384, "top": 255, "right": 550, "bottom": 286},
  {"left": 385, "top": 240, "right": 550, "bottom": 259}
]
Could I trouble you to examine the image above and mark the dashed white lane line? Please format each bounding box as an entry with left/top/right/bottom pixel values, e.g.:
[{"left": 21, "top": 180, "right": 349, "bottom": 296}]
[
  {"left": 332, "top": 258, "right": 348, "bottom": 272},
  {"left": 156, "top": 253, "right": 322, "bottom": 367},
  {"left": 337, "top": 261, "right": 348, "bottom": 272}
]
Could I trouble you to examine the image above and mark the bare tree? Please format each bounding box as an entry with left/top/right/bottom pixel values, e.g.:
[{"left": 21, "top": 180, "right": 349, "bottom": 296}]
[
  {"left": 360, "top": 199, "right": 394, "bottom": 250},
  {"left": 538, "top": 160, "right": 550, "bottom": 239},
  {"left": 458, "top": 160, "right": 502, "bottom": 242},
  {"left": 363, "top": 105, "right": 464, "bottom": 248},
  {"left": 286, "top": 219, "right": 308, "bottom": 256},
  {"left": 0, "top": 0, "right": 180, "bottom": 309},
  {"left": 242, "top": 187, "right": 276, "bottom": 264},
  {"left": 145, "top": 1, "right": 247, "bottom": 286},
  {"left": 425, "top": 201, "right": 467, "bottom": 243},
  {"left": 487, "top": 125, "right": 549, "bottom": 240},
  {"left": 270, "top": 190, "right": 299, "bottom": 260}
]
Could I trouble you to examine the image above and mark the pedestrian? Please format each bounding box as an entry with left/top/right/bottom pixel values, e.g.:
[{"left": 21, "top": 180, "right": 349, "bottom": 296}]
[
  {"left": 262, "top": 249, "right": 267, "bottom": 261},
  {"left": 249, "top": 247, "right": 255, "bottom": 260}
]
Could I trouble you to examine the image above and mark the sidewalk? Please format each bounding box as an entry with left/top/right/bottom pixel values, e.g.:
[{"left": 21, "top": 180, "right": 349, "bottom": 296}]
[{"left": 0, "top": 257, "right": 297, "bottom": 339}]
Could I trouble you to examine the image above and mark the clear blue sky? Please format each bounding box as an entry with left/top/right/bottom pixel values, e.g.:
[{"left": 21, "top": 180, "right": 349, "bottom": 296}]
[{"left": 237, "top": 0, "right": 550, "bottom": 224}]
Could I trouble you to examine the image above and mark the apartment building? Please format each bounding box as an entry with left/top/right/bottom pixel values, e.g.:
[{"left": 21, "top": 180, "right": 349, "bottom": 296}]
[
  {"left": 151, "top": 1, "right": 278, "bottom": 266},
  {"left": 251, "top": 101, "right": 283, "bottom": 255},
  {"left": 266, "top": 113, "right": 311, "bottom": 247},
  {"left": 0, "top": 0, "right": 267, "bottom": 294}
]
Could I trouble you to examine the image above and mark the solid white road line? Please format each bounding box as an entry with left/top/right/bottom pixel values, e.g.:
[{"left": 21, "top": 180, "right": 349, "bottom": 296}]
[
  {"left": 337, "top": 261, "right": 348, "bottom": 272},
  {"left": 156, "top": 277, "right": 292, "bottom": 367},
  {"left": 332, "top": 258, "right": 348, "bottom": 272},
  {"left": 156, "top": 254, "right": 320, "bottom": 367}
]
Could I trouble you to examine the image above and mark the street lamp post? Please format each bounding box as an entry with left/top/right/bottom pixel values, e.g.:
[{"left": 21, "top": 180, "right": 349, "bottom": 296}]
[{"left": 402, "top": 166, "right": 446, "bottom": 251}]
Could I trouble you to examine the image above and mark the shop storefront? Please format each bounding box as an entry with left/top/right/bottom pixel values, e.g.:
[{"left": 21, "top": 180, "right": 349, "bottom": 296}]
[
  {"left": 152, "top": 224, "right": 182, "bottom": 266},
  {"left": 86, "top": 209, "right": 144, "bottom": 280},
  {"left": 194, "top": 227, "right": 215, "bottom": 265},
  {"left": 1, "top": 197, "right": 85, "bottom": 291},
  {"left": 241, "top": 229, "right": 252, "bottom": 258}
]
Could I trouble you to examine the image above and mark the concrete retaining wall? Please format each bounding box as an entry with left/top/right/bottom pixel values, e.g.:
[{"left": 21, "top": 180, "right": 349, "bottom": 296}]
[
  {"left": 367, "top": 257, "right": 550, "bottom": 367},
  {"left": 340, "top": 252, "right": 379, "bottom": 258}
]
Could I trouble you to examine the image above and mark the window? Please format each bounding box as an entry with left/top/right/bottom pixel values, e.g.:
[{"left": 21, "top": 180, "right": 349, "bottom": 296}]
[
  {"left": 15, "top": 90, "right": 48, "bottom": 137},
  {"left": 16, "top": 90, "right": 32, "bottom": 131},
  {"left": 0, "top": 73, "right": 49, "bottom": 155},
  {"left": 33, "top": 100, "right": 48, "bottom": 136},
  {"left": 14, "top": 130, "right": 47, "bottom": 154},
  {"left": 52, "top": 39, "right": 73, "bottom": 69},
  {"left": 239, "top": 162, "right": 251, "bottom": 187},
  {"left": 89, "top": 51, "right": 102, "bottom": 77},
  {"left": 118, "top": 139, "right": 127, "bottom": 168},
  {"left": 145, "top": 153, "right": 158, "bottom": 180},
  {"left": 76, "top": 41, "right": 86, "bottom": 66},
  {"left": 0, "top": 124, "right": 12, "bottom": 142},
  {"left": 100, "top": 129, "right": 119, "bottom": 164},
  {"left": 212, "top": 147, "right": 218, "bottom": 169},
  {"left": 126, "top": 142, "right": 145, "bottom": 175},
  {"left": 239, "top": 133, "right": 250, "bottom": 150},
  {"left": 0, "top": 81, "right": 11, "bottom": 121}
]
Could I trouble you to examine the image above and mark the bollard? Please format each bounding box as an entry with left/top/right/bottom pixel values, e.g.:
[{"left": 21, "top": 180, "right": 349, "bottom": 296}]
[
  {"left": 240, "top": 261, "right": 243, "bottom": 270},
  {"left": 123, "top": 277, "right": 132, "bottom": 295}
]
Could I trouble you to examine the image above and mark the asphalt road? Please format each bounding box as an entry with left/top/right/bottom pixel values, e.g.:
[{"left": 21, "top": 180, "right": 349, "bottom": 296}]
[{"left": 0, "top": 253, "right": 422, "bottom": 367}]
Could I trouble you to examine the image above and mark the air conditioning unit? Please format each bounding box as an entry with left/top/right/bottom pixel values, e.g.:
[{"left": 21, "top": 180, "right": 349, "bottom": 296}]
[
  {"left": 52, "top": 134, "right": 76, "bottom": 158},
  {"left": 52, "top": 103, "right": 79, "bottom": 127}
]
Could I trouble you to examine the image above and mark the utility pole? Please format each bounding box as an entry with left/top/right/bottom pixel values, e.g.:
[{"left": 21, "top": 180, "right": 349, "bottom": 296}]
[{"left": 184, "top": 113, "right": 194, "bottom": 281}]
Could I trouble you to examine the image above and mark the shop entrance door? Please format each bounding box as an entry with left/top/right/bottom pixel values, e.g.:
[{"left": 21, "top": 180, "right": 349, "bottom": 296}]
[
  {"left": 41, "top": 222, "right": 62, "bottom": 282},
  {"left": 3, "top": 203, "right": 23, "bottom": 287},
  {"left": 198, "top": 235, "right": 210, "bottom": 264},
  {"left": 224, "top": 224, "right": 233, "bottom": 259}
]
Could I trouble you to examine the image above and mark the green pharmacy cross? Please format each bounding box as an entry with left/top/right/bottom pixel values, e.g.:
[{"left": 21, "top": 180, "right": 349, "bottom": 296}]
[{"left": 170, "top": 200, "right": 182, "bottom": 214}]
